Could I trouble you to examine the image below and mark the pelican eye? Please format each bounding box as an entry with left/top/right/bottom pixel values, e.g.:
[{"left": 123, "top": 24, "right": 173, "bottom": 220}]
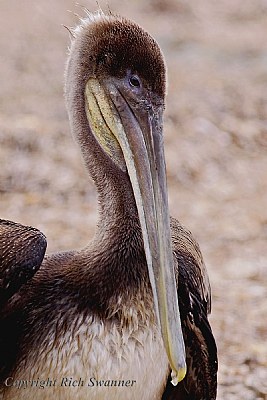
[{"left": 129, "top": 74, "right": 141, "bottom": 88}]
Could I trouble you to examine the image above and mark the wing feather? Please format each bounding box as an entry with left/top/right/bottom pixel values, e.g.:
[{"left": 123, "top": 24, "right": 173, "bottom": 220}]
[
  {"left": 162, "top": 218, "right": 217, "bottom": 399},
  {"left": 0, "top": 219, "right": 47, "bottom": 306}
]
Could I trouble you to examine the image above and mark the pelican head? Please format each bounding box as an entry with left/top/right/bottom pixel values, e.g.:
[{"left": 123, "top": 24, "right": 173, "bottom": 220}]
[{"left": 65, "top": 11, "right": 186, "bottom": 384}]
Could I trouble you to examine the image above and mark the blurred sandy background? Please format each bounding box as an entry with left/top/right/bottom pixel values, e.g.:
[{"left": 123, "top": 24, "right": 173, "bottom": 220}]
[{"left": 0, "top": 1, "right": 267, "bottom": 398}]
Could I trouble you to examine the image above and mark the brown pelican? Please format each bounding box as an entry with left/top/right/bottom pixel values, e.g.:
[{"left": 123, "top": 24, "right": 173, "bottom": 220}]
[{"left": 0, "top": 11, "right": 217, "bottom": 400}]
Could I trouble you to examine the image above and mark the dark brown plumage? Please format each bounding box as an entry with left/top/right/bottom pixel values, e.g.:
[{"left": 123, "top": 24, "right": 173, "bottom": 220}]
[
  {"left": 0, "top": 219, "right": 46, "bottom": 307},
  {"left": 0, "top": 11, "right": 217, "bottom": 400},
  {"left": 164, "top": 220, "right": 218, "bottom": 399}
]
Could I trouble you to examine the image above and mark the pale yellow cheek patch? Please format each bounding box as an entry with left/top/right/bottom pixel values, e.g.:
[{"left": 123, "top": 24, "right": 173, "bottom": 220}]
[{"left": 85, "top": 78, "right": 126, "bottom": 171}]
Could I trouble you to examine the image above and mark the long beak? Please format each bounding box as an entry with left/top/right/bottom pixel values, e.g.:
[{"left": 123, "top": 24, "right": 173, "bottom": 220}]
[{"left": 85, "top": 78, "right": 186, "bottom": 385}]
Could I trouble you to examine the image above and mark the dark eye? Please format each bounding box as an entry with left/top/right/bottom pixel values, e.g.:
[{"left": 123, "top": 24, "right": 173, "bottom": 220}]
[{"left": 129, "top": 74, "right": 141, "bottom": 88}]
